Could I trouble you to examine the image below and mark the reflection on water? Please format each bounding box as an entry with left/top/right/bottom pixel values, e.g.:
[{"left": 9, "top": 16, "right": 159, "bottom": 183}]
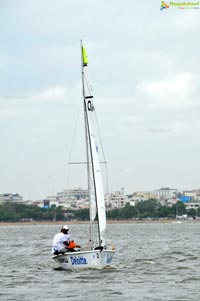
[{"left": 0, "top": 222, "right": 200, "bottom": 301}]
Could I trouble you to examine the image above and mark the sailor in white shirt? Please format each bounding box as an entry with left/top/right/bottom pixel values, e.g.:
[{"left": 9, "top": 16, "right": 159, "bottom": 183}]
[{"left": 52, "top": 225, "right": 70, "bottom": 255}]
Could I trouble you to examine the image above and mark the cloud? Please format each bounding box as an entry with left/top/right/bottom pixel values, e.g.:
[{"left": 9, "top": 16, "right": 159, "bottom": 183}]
[
  {"left": 29, "top": 85, "right": 67, "bottom": 103},
  {"left": 0, "top": 85, "right": 72, "bottom": 119},
  {"left": 174, "top": 12, "right": 200, "bottom": 29},
  {"left": 0, "top": 85, "right": 68, "bottom": 106},
  {"left": 137, "top": 72, "right": 196, "bottom": 106},
  {"left": 0, "top": 108, "right": 18, "bottom": 118},
  {"left": 0, "top": 54, "right": 11, "bottom": 67}
]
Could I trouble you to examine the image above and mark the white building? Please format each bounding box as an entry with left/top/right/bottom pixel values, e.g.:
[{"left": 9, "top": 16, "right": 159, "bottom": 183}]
[
  {"left": 154, "top": 188, "right": 178, "bottom": 201},
  {"left": 45, "top": 188, "right": 89, "bottom": 209},
  {"left": 0, "top": 193, "right": 23, "bottom": 203},
  {"left": 127, "top": 191, "right": 157, "bottom": 206},
  {"left": 57, "top": 188, "right": 88, "bottom": 201},
  {"left": 105, "top": 191, "right": 128, "bottom": 209},
  {"left": 183, "top": 190, "right": 198, "bottom": 200},
  {"left": 185, "top": 202, "right": 200, "bottom": 211}
]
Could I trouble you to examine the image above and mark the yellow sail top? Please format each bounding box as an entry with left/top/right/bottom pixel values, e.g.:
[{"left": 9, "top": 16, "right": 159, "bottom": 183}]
[{"left": 82, "top": 46, "right": 88, "bottom": 66}]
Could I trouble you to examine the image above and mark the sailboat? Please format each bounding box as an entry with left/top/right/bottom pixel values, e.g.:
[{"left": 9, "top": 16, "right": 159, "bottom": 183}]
[{"left": 52, "top": 41, "right": 115, "bottom": 269}]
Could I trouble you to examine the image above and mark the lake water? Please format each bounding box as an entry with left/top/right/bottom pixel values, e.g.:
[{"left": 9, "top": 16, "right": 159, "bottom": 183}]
[{"left": 1, "top": 222, "right": 200, "bottom": 301}]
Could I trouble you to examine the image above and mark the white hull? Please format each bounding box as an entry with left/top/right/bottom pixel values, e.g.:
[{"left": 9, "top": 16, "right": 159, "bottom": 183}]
[{"left": 52, "top": 249, "right": 115, "bottom": 270}]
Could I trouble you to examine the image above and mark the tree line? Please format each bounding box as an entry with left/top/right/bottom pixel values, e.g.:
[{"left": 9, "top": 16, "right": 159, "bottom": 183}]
[{"left": 0, "top": 199, "right": 199, "bottom": 222}]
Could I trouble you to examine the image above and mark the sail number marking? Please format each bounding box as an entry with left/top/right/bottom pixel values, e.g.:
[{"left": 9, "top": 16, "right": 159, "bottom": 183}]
[{"left": 87, "top": 100, "right": 94, "bottom": 111}]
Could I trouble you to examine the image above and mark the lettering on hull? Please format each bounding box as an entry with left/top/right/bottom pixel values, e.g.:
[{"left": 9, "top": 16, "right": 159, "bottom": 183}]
[
  {"left": 70, "top": 256, "right": 88, "bottom": 265},
  {"left": 106, "top": 255, "right": 112, "bottom": 264}
]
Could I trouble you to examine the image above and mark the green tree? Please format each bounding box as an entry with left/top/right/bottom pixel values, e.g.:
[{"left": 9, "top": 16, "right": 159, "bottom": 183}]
[
  {"left": 172, "top": 201, "right": 186, "bottom": 216},
  {"left": 187, "top": 208, "right": 196, "bottom": 217},
  {"left": 73, "top": 208, "right": 89, "bottom": 220},
  {"left": 135, "top": 199, "right": 161, "bottom": 218}
]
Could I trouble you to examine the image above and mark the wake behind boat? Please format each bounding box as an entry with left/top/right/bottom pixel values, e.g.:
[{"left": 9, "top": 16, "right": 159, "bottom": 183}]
[{"left": 51, "top": 41, "right": 115, "bottom": 270}]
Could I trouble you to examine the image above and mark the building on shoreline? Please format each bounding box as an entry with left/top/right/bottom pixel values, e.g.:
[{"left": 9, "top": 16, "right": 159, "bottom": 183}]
[
  {"left": 154, "top": 187, "right": 178, "bottom": 201},
  {"left": 105, "top": 190, "right": 129, "bottom": 209},
  {"left": 1, "top": 187, "right": 200, "bottom": 212},
  {"left": 0, "top": 193, "right": 23, "bottom": 204}
]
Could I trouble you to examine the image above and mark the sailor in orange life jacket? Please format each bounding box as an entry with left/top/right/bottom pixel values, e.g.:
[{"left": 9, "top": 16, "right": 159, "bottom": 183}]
[
  {"left": 61, "top": 226, "right": 81, "bottom": 252},
  {"left": 61, "top": 225, "right": 81, "bottom": 252},
  {"left": 52, "top": 225, "right": 81, "bottom": 255}
]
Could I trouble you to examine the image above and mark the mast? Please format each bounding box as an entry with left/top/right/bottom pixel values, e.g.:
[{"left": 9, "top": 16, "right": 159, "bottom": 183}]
[
  {"left": 80, "top": 40, "right": 102, "bottom": 246},
  {"left": 81, "top": 41, "right": 92, "bottom": 242}
]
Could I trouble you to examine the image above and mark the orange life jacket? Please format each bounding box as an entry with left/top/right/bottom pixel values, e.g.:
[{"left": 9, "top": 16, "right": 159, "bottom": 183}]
[{"left": 68, "top": 240, "right": 76, "bottom": 249}]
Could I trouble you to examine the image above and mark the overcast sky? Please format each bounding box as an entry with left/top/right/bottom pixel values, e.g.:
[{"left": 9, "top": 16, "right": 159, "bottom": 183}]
[{"left": 0, "top": 0, "right": 200, "bottom": 200}]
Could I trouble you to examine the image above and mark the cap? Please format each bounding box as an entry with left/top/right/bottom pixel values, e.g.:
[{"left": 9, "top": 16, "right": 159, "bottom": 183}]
[{"left": 62, "top": 225, "right": 69, "bottom": 230}]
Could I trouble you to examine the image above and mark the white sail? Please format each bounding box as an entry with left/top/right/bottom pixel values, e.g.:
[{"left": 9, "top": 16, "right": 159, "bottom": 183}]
[
  {"left": 89, "top": 176, "right": 96, "bottom": 221},
  {"left": 87, "top": 115, "right": 106, "bottom": 246},
  {"left": 81, "top": 42, "right": 107, "bottom": 246}
]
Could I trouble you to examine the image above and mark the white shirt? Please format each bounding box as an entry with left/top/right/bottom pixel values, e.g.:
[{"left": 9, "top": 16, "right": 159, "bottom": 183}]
[{"left": 52, "top": 232, "right": 70, "bottom": 253}]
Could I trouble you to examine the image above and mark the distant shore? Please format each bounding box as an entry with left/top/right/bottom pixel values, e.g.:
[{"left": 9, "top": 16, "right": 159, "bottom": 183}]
[{"left": 0, "top": 219, "right": 198, "bottom": 226}]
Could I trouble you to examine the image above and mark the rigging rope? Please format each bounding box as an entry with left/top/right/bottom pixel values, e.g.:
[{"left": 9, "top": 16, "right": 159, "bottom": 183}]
[{"left": 67, "top": 97, "right": 82, "bottom": 198}]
